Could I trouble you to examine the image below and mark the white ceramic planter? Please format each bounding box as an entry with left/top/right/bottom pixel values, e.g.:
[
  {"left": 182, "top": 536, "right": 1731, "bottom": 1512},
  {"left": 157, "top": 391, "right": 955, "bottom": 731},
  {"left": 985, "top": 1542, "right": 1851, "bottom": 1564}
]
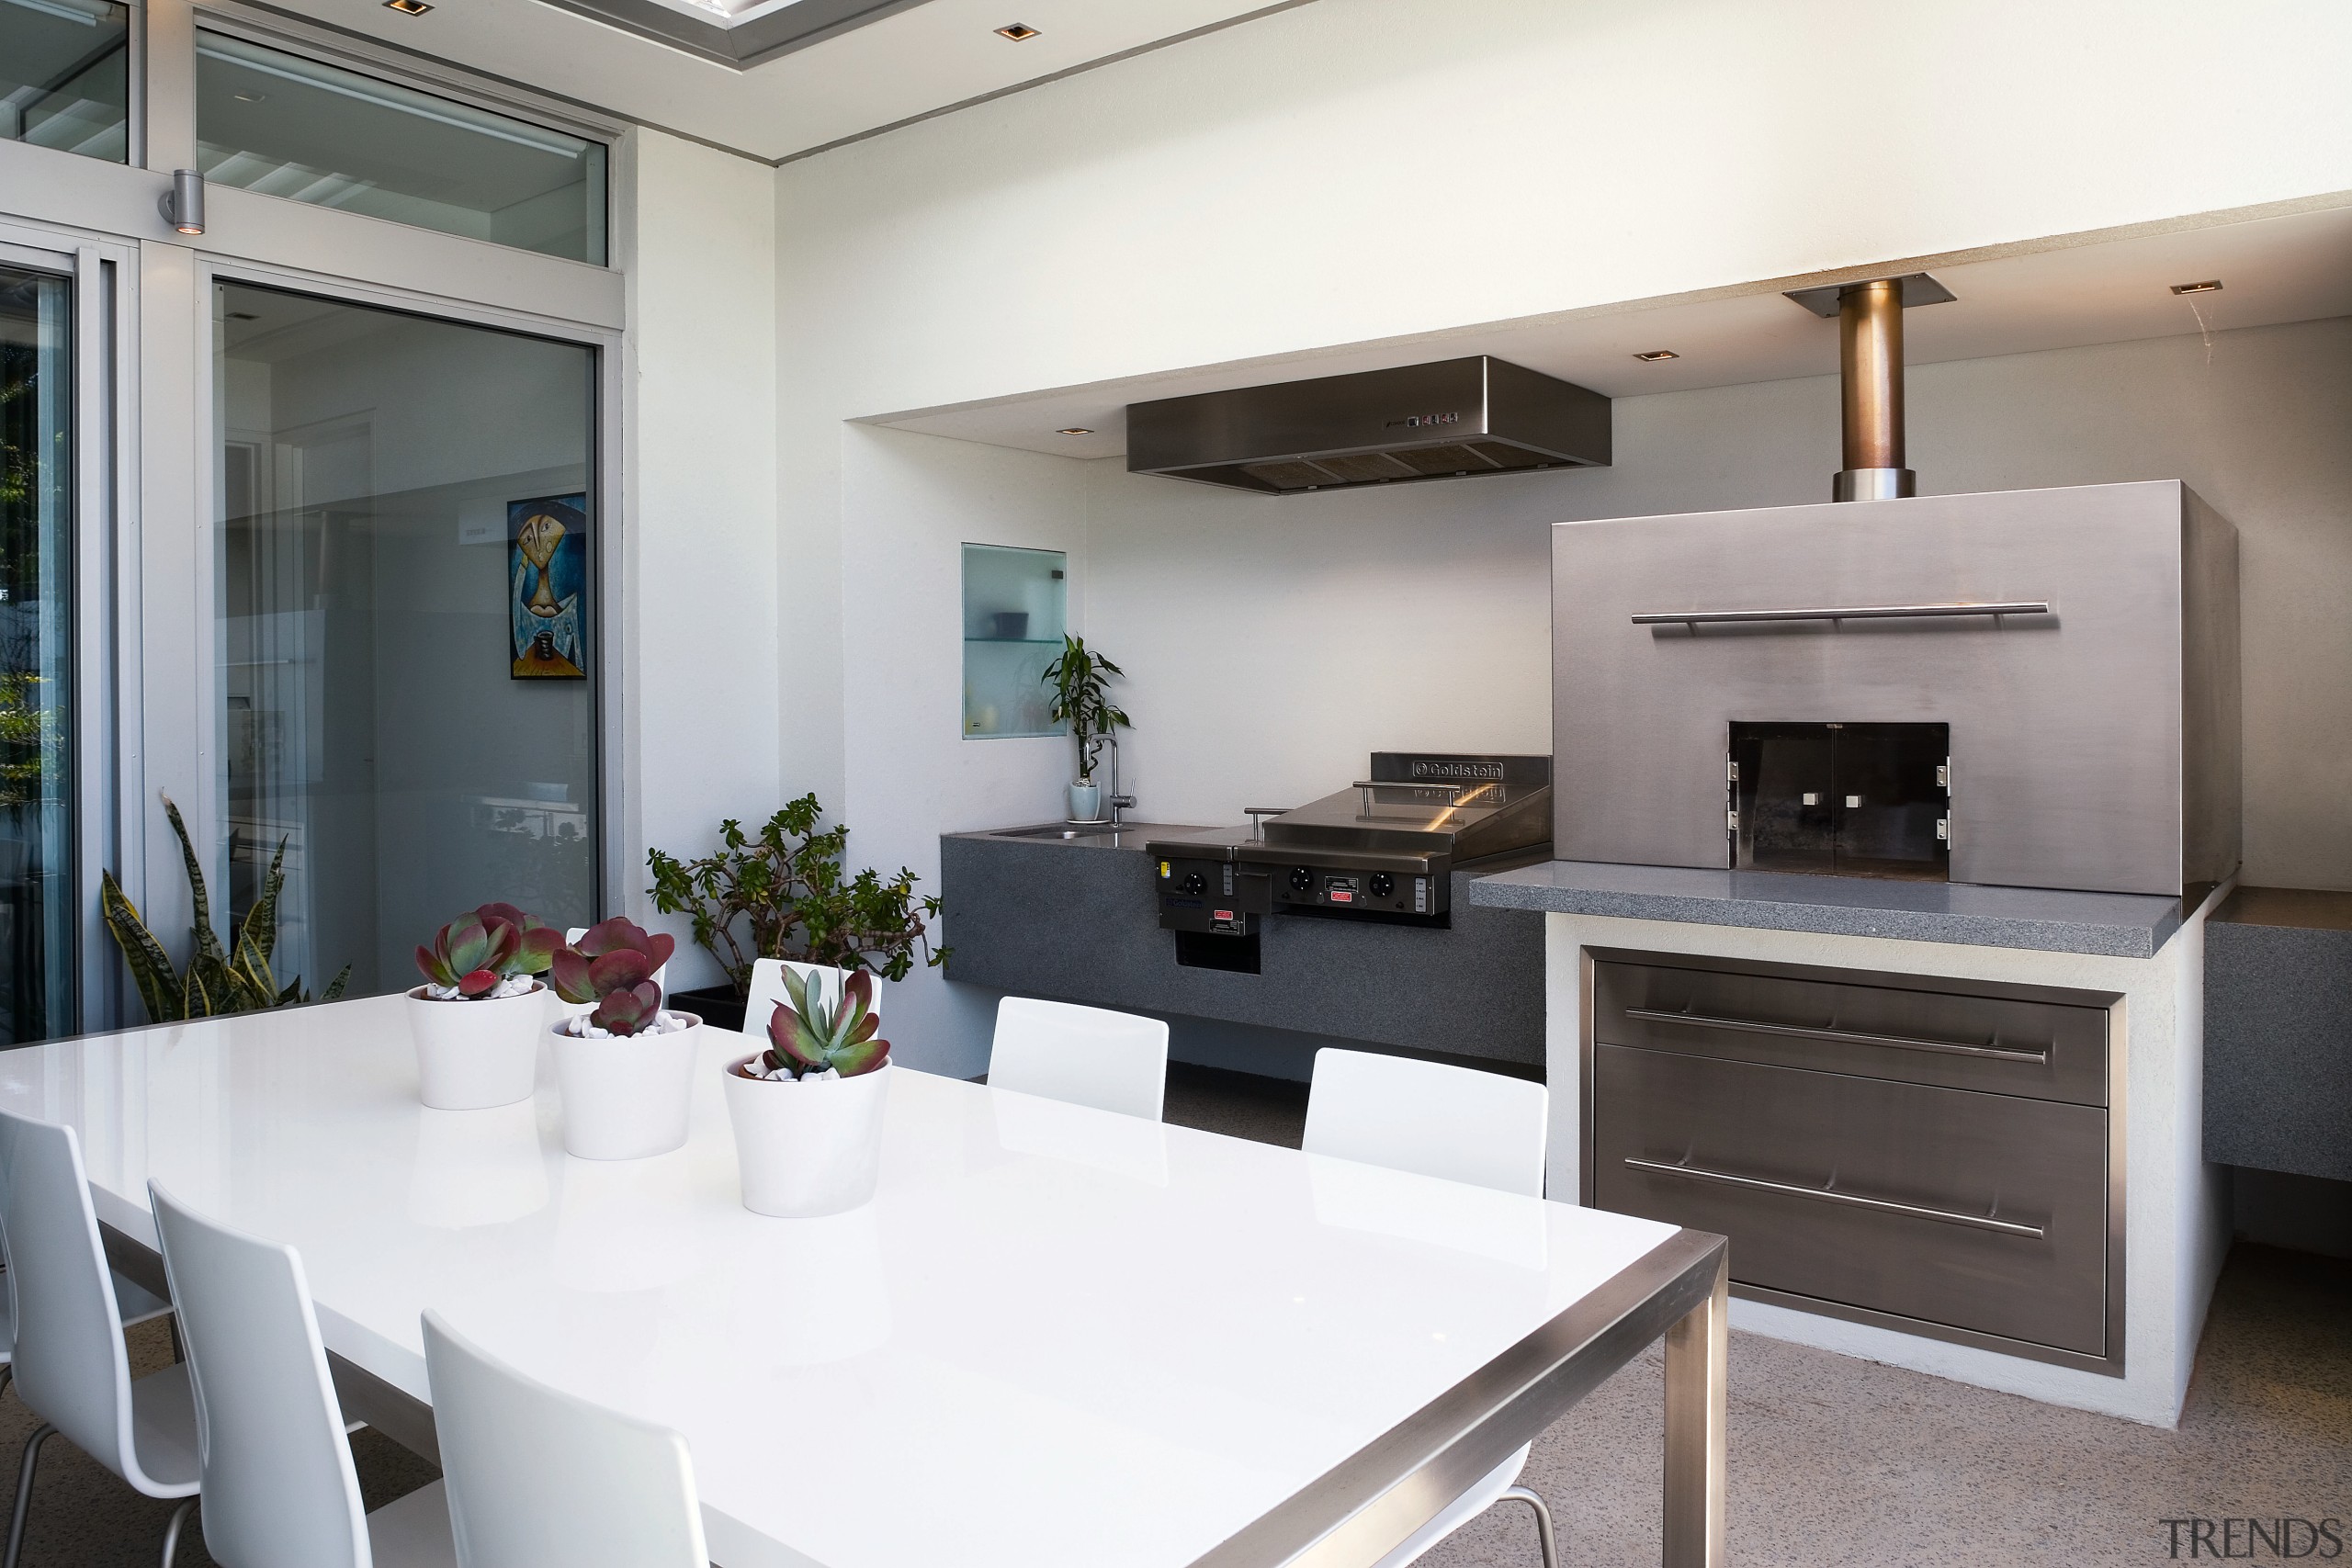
[
  {"left": 721, "top": 1057, "right": 891, "bottom": 1217},
  {"left": 551, "top": 1016, "right": 702, "bottom": 1160},
  {"left": 1067, "top": 781, "right": 1102, "bottom": 822},
  {"left": 405, "top": 985, "right": 548, "bottom": 1110}
]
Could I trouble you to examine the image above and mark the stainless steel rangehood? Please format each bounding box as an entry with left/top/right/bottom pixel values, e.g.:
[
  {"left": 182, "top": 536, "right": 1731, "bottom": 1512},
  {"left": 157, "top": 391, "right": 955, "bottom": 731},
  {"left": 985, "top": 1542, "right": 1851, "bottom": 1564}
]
[{"left": 1126, "top": 356, "right": 1611, "bottom": 494}]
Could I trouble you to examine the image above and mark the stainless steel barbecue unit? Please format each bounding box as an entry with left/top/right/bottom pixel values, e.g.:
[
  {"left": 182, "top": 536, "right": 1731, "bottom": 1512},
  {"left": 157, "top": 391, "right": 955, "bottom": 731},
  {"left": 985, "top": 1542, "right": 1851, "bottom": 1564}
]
[{"left": 1148, "top": 754, "right": 1551, "bottom": 933}]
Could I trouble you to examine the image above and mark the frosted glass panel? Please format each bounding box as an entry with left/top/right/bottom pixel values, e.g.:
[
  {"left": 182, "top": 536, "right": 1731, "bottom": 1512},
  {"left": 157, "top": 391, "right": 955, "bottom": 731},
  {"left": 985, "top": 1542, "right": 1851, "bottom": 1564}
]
[
  {"left": 215, "top": 283, "right": 598, "bottom": 998},
  {"left": 962, "top": 544, "right": 1066, "bottom": 739}
]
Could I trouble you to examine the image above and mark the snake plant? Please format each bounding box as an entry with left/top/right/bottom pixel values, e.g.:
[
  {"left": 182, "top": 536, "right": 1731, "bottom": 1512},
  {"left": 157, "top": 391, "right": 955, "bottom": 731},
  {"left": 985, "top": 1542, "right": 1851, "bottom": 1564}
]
[{"left": 100, "top": 795, "right": 349, "bottom": 1022}]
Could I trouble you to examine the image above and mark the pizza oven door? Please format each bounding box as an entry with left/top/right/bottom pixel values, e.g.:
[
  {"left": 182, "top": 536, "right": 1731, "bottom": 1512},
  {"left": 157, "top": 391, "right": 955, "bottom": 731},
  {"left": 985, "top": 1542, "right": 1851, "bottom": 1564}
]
[{"left": 1731, "top": 722, "right": 1950, "bottom": 881}]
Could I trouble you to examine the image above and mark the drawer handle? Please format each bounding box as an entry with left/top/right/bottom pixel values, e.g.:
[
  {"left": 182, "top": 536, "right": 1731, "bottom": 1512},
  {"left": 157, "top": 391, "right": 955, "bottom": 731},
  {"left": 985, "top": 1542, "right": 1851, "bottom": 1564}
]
[
  {"left": 1623, "top": 1006, "right": 2052, "bottom": 1064},
  {"left": 1623, "top": 1156, "right": 2047, "bottom": 1238}
]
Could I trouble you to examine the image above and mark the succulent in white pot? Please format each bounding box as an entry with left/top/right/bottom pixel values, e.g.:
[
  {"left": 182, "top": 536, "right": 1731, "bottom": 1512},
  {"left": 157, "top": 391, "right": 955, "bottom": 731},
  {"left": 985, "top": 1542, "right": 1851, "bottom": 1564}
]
[
  {"left": 724, "top": 965, "right": 893, "bottom": 1217},
  {"left": 405, "top": 904, "right": 562, "bottom": 1110},
  {"left": 547, "top": 918, "right": 701, "bottom": 1161}
]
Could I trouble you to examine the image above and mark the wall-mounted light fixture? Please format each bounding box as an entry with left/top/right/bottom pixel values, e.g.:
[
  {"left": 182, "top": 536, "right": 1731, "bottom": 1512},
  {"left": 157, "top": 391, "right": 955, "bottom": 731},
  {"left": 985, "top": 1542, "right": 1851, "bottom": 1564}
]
[
  {"left": 159, "top": 169, "right": 205, "bottom": 235},
  {"left": 1632, "top": 349, "right": 1680, "bottom": 362},
  {"left": 1056, "top": 427, "right": 1093, "bottom": 435},
  {"left": 2169, "top": 279, "right": 2222, "bottom": 296},
  {"left": 994, "top": 22, "right": 1039, "bottom": 39}
]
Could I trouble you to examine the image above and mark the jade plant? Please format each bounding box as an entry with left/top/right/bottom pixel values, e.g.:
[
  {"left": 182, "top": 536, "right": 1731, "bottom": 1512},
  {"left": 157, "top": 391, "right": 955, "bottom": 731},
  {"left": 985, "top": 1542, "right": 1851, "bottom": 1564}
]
[
  {"left": 743, "top": 967, "right": 890, "bottom": 1081},
  {"left": 646, "top": 794, "right": 944, "bottom": 999},
  {"left": 549, "top": 917, "right": 679, "bottom": 1036},
  {"left": 414, "top": 904, "right": 561, "bottom": 1000}
]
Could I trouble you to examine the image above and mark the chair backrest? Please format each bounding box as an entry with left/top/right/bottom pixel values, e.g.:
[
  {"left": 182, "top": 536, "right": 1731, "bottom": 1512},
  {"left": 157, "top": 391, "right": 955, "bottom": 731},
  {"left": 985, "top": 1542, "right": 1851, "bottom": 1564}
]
[
  {"left": 989, "top": 998, "right": 1168, "bottom": 1121},
  {"left": 0, "top": 1111, "right": 138, "bottom": 1483},
  {"left": 741, "top": 958, "right": 850, "bottom": 1043},
  {"left": 422, "top": 1310, "right": 707, "bottom": 1568},
  {"left": 150, "top": 1181, "right": 369, "bottom": 1568},
  {"left": 1303, "top": 1049, "right": 1549, "bottom": 1197}
]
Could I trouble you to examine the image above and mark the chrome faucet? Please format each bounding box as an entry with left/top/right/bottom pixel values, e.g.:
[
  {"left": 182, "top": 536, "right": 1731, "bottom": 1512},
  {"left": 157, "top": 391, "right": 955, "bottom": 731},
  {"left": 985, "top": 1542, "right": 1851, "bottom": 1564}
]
[{"left": 1107, "top": 730, "right": 1136, "bottom": 828}]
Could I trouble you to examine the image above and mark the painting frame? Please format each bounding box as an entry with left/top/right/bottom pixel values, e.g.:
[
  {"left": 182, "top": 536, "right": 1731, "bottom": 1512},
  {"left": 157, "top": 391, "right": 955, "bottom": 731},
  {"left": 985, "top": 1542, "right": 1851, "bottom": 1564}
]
[{"left": 508, "top": 492, "right": 590, "bottom": 680}]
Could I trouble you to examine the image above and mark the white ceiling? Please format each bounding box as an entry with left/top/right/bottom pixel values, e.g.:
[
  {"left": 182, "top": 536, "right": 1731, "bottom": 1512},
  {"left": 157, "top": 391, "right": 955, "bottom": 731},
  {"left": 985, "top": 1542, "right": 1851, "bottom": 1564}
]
[
  {"left": 874, "top": 203, "right": 2352, "bottom": 460},
  {"left": 268, "top": 0, "right": 1305, "bottom": 161}
]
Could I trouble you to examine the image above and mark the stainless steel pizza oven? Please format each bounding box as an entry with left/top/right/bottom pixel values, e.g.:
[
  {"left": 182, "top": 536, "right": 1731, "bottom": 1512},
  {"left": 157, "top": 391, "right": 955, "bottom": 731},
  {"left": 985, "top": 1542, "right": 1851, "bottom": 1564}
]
[{"left": 1549, "top": 276, "right": 2240, "bottom": 899}]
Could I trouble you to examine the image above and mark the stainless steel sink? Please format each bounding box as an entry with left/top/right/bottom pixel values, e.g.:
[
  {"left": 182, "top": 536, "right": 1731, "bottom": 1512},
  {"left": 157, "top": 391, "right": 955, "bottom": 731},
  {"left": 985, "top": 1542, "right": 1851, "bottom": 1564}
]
[{"left": 998, "top": 824, "right": 1120, "bottom": 840}]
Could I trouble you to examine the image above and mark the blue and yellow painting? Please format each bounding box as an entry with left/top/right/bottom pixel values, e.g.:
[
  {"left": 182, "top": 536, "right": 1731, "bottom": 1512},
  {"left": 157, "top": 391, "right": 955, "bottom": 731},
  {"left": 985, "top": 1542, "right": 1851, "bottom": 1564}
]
[{"left": 509, "top": 493, "right": 588, "bottom": 680}]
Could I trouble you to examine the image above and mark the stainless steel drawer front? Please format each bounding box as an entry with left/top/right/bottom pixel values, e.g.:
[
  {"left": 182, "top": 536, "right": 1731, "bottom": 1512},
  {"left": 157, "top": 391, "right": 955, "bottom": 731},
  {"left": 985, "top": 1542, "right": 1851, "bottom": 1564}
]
[
  {"left": 1594, "top": 958, "right": 2107, "bottom": 1105},
  {"left": 1594, "top": 1045, "right": 2109, "bottom": 1356}
]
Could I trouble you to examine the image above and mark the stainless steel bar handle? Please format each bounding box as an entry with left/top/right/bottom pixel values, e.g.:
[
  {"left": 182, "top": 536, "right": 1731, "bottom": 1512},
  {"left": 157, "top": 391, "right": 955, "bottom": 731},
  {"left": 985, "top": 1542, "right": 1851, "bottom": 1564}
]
[
  {"left": 1631, "top": 601, "right": 2052, "bottom": 626},
  {"left": 1241, "top": 807, "right": 1297, "bottom": 840},
  {"left": 1623, "top": 1156, "right": 2047, "bottom": 1238},
  {"left": 1623, "top": 1005, "right": 2051, "bottom": 1064},
  {"left": 1352, "top": 780, "right": 1467, "bottom": 813}
]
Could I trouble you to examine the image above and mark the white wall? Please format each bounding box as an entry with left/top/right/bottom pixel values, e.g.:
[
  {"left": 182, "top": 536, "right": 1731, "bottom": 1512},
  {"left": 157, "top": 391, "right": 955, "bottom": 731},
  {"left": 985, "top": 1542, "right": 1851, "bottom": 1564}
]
[
  {"left": 840, "top": 425, "right": 1089, "bottom": 1073},
  {"left": 771, "top": 0, "right": 2352, "bottom": 1069},
  {"left": 625, "top": 130, "right": 782, "bottom": 988}
]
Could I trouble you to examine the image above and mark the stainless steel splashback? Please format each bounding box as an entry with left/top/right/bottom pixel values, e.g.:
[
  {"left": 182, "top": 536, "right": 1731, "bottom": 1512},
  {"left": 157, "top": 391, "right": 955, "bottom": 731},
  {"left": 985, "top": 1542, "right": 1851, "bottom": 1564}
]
[{"left": 1551, "top": 480, "right": 2240, "bottom": 897}]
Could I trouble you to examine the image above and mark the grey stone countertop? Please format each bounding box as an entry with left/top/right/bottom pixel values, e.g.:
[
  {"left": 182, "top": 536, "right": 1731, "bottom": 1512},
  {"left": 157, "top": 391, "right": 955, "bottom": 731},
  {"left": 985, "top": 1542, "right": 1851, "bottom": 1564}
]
[
  {"left": 1466, "top": 859, "right": 2185, "bottom": 958},
  {"left": 948, "top": 821, "right": 1211, "bottom": 851}
]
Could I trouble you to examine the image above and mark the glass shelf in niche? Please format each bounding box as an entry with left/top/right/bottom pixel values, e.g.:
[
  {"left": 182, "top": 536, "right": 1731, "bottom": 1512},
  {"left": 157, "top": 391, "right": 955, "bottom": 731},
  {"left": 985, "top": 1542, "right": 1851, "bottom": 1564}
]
[{"left": 962, "top": 543, "right": 1068, "bottom": 739}]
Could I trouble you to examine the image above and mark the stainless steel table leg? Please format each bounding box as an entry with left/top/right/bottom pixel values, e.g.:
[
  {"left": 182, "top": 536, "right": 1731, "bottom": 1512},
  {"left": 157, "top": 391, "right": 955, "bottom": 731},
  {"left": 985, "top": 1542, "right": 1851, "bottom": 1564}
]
[{"left": 1661, "top": 1250, "right": 1727, "bottom": 1567}]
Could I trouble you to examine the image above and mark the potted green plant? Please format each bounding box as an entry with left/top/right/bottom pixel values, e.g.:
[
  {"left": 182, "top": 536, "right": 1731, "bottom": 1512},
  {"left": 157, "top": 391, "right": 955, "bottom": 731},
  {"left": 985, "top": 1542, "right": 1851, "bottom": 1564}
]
[
  {"left": 100, "top": 794, "right": 348, "bottom": 1021},
  {"left": 546, "top": 918, "right": 700, "bottom": 1160},
  {"left": 721, "top": 966, "right": 892, "bottom": 1216},
  {"left": 406, "top": 904, "right": 562, "bottom": 1110},
  {"left": 646, "top": 794, "right": 944, "bottom": 1031},
  {"left": 1042, "top": 635, "right": 1129, "bottom": 823}
]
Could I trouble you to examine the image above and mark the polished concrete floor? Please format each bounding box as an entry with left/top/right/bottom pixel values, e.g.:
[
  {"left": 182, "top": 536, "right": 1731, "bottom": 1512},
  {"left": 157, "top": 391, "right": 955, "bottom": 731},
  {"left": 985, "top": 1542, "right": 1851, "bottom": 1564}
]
[{"left": 6, "top": 1067, "right": 2345, "bottom": 1565}]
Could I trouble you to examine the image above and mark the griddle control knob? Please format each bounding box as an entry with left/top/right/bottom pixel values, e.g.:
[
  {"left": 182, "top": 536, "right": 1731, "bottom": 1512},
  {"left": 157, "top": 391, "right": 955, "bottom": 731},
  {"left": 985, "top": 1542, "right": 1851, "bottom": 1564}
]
[
  {"left": 1369, "top": 873, "right": 1395, "bottom": 897},
  {"left": 1179, "top": 873, "right": 1204, "bottom": 896},
  {"left": 1288, "top": 865, "right": 1314, "bottom": 892}
]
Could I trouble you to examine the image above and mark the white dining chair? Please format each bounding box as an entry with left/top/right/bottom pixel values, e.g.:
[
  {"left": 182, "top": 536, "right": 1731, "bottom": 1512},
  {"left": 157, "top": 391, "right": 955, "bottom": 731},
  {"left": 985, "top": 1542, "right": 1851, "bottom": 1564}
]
[
  {"left": 148, "top": 1181, "right": 455, "bottom": 1567},
  {"left": 1301, "top": 1049, "right": 1558, "bottom": 1568},
  {"left": 0, "top": 1111, "right": 200, "bottom": 1568},
  {"left": 0, "top": 1213, "right": 177, "bottom": 1404},
  {"left": 741, "top": 957, "right": 850, "bottom": 1041},
  {"left": 987, "top": 997, "right": 1169, "bottom": 1121},
  {"left": 421, "top": 1310, "right": 707, "bottom": 1568}
]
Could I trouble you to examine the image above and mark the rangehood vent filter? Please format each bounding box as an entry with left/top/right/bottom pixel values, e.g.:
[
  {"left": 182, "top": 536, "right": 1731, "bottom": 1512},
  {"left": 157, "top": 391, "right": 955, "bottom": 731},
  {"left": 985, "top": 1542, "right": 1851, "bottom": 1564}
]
[{"left": 1127, "top": 356, "right": 1611, "bottom": 495}]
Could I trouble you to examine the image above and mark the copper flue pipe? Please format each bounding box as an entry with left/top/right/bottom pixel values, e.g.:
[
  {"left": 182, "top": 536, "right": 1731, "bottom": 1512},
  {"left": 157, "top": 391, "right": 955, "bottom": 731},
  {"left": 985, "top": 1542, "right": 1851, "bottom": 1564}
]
[{"left": 1834, "top": 278, "right": 1914, "bottom": 501}]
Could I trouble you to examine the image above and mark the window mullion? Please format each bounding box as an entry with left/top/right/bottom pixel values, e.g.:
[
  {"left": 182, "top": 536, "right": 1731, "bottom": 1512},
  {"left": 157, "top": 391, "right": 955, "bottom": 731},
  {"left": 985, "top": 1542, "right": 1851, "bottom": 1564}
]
[{"left": 143, "top": 0, "right": 197, "bottom": 172}]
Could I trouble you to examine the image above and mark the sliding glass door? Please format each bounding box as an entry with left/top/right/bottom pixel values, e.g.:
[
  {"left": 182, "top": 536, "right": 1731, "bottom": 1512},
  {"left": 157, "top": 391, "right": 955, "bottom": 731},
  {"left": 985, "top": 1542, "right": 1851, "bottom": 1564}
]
[
  {"left": 0, "top": 259, "right": 74, "bottom": 1043},
  {"left": 215, "top": 283, "right": 597, "bottom": 998}
]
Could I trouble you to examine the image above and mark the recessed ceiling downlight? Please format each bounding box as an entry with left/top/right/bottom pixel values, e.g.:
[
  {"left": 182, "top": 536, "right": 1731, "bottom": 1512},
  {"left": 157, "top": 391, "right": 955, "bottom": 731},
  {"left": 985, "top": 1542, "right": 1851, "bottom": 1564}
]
[
  {"left": 994, "top": 22, "right": 1040, "bottom": 39},
  {"left": 383, "top": 0, "right": 433, "bottom": 16},
  {"left": 2169, "top": 279, "right": 2222, "bottom": 295},
  {"left": 1633, "top": 349, "right": 1680, "bottom": 362},
  {"left": 1056, "top": 427, "right": 1093, "bottom": 435}
]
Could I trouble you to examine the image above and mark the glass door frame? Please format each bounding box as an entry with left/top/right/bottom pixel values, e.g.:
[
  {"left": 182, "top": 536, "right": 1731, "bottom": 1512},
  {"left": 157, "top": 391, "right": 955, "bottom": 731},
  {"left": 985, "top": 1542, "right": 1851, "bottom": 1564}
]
[
  {"left": 0, "top": 0, "right": 638, "bottom": 1031},
  {"left": 187, "top": 251, "right": 625, "bottom": 995},
  {"left": 0, "top": 220, "right": 139, "bottom": 1035}
]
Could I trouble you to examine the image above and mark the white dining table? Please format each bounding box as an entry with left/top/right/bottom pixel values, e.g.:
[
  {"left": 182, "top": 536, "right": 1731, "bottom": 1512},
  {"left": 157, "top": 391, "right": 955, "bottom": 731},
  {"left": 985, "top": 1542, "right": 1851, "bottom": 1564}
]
[{"left": 0, "top": 995, "right": 1726, "bottom": 1568}]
